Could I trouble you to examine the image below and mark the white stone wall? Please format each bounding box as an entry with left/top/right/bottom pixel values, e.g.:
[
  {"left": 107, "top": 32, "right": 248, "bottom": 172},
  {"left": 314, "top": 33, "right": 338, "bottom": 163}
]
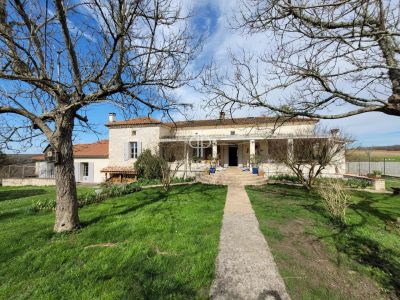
[
  {"left": 74, "top": 158, "right": 109, "bottom": 183},
  {"left": 2, "top": 178, "right": 55, "bottom": 186},
  {"left": 172, "top": 122, "right": 315, "bottom": 137},
  {"left": 108, "top": 125, "right": 163, "bottom": 166}
]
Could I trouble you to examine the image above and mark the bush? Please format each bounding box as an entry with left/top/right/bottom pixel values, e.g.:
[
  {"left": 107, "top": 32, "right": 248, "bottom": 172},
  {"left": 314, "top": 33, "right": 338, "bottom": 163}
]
[
  {"left": 31, "top": 183, "right": 141, "bottom": 212},
  {"left": 269, "top": 174, "right": 300, "bottom": 183},
  {"left": 134, "top": 149, "right": 162, "bottom": 179},
  {"left": 372, "top": 170, "right": 382, "bottom": 177},
  {"left": 344, "top": 178, "right": 372, "bottom": 188},
  {"left": 317, "top": 179, "right": 349, "bottom": 226}
]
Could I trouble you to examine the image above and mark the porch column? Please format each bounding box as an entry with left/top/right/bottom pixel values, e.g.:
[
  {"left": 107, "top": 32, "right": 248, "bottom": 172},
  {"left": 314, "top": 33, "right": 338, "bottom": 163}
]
[
  {"left": 287, "top": 139, "right": 294, "bottom": 161},
  {"left": 250, "top": 139, "right": 256, "bottom": 157},
  {"left": 212, "top": 140, "right": 218, "bottom": 159},
  {"left": 250, "top": 140, "right": 256, "bottom": 167}
]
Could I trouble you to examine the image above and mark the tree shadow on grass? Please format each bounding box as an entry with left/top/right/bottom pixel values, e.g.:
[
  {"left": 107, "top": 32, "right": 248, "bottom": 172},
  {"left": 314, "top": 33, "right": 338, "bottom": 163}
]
[
  {"left": 255, "top": 184, "right": 400, "bottom": 296},
  {"left": 0, "top": 189, "right": 47, "bottom": 201},
  {"left": 81, "top": 190, "right": 167, "bottom": 227},
  {"left": 335, "top": 232, "right": 400, "bottom": 297},
  {"left": 81, "top": 184, "right": 224, "bottom": 228},
  {"left": 301, "top": 192, "right": 400, "bottom": 296}
]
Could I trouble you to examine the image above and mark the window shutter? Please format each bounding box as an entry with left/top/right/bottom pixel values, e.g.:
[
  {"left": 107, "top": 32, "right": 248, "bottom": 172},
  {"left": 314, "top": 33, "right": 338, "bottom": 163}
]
[
  {"left": 74, "top": 163, "right": 80, "bottom": 182},
  {"left": 88, "top": 162, "right": 94, "bottom": 182},
  {"left": 124, "top": 143, "right": 129, "bottom": 161},
  {"left": 137, "top": 142, "right": 142, "bottom": 157}
]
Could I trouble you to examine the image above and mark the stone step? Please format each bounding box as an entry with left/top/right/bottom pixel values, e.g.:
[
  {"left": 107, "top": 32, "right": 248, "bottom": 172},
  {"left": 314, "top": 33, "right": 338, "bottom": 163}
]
[{"left": 199, "top": 175, "right": 268, "bottom": 186}]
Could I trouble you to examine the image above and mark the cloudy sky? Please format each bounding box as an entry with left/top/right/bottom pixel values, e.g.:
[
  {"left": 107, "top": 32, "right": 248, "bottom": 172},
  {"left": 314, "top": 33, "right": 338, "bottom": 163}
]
[{"left": 72, "top": 0, "right": 399, "bottom": 148}]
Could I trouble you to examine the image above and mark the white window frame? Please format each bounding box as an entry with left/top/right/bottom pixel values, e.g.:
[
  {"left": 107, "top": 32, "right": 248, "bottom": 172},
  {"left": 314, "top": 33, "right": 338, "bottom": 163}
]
[
  {"left": 82, "top": 162, "right": 89, "bottom": 177},
  {"left": 130, "top": 142, "right": 138, "bottom": 159}
]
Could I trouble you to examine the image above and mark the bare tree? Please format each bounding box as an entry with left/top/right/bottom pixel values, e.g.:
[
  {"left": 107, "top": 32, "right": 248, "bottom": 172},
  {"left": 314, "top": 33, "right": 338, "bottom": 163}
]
[
  {"left": 268, "top": 129, "right": 347, "bottom": 190},
  {"left": 0, "top": 0, "right": 198, "bottom": 232},
  {"left": 201, "top": 0, "right": 400, "bottom": 118},
  {"left": 159, "top": 142, "right": 184, "bottom": 191}
]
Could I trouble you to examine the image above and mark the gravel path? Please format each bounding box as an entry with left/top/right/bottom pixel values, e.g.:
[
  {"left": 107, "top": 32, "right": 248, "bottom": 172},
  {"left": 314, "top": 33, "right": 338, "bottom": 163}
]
[{"left": 210, "top": 185, "right": 290, "bottom": 300}]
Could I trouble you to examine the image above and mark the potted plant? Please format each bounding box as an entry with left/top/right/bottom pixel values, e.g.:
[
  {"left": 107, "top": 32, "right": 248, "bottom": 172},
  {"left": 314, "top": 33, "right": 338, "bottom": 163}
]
[
  {"left": 192, "top": 155, "right": 200, "bottom": 163},
  {"left": 250, "top": 154, "right": 263, "bottom": 175},
  {"left": 209, "top": 157, "right": 218, "bottom": 174},
  {"left": 372, "top": 170, "right": 382, "bottom": 178}
]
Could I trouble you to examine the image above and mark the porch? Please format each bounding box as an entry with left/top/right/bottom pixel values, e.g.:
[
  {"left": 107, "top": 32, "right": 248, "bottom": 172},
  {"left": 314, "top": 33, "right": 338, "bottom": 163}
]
[{"left": 159, "top": 133, "right": 344, "bottom": 178}]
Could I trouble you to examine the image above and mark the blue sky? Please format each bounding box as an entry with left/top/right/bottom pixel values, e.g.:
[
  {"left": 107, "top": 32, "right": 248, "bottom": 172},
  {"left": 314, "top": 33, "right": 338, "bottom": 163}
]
[
  {"left": 41, "top": 0, "right": 400, "bottom": 149},
  {"left": 4, "top": 0, "right": 399, "bottom": 152}
]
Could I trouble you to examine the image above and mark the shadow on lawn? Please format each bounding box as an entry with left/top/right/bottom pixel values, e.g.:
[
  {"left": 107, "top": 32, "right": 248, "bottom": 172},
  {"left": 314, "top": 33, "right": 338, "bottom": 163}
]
[
  {"left": 0, "top": 189, "right": 47, "bottom": 202},
  {"left": 82, "top": 183, "right": 223, "bottom": 228},
  {"left": 304, "top": 192, "right": 400, "bottom": 296},
  {"left": 254, "top": 184, "right": 400, "bottom": 296}
]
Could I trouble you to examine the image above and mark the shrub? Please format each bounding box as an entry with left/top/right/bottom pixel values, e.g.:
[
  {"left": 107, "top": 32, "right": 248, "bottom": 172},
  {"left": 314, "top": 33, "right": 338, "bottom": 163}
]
[
  {"left": 269, "top": 174, "right": 300, "bottom": 183},
  {"left": 372, "top": 170, "right": 382, "bottom": 177},
  {"left": 134, "top": 149, "right": 162, "bottom": 179},
  {"left": 344, "top": 178, "right": 372, "bottom": 188},
  {"left": 31, "top": 183, "right": 141, "bottom": 212},
  {"left": 317, "top": 179, "right": 349, "bottom": 226}
]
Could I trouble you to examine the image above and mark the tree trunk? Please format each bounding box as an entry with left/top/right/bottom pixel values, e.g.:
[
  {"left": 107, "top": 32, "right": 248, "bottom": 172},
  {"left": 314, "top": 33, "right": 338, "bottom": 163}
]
[{"left": 53, "top": 112, "right": 80, "bottom": 232}]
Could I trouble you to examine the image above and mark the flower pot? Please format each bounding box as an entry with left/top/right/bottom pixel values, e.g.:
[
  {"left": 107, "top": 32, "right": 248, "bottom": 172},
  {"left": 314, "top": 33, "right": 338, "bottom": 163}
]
[
  {"left": 252, "top": 167, "right": 258, "bottom": 175},
  {"left": 209, "top": 167, "right": 216, "bottom": 174}
]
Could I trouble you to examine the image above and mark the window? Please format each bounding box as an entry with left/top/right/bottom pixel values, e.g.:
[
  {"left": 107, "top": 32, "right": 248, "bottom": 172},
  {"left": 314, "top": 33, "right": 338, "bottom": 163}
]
[
  {"left": 82, "top": 162, "right": 89, "bottom": 177},
  {"left": 130, "top": 142, "right": 138, "bottom": 159},
  {"left": 131, "top": 130, "right": 136, "bottom": 136},
  {"left": 230, "top": 131, "right": 235, "bottom": 135}
]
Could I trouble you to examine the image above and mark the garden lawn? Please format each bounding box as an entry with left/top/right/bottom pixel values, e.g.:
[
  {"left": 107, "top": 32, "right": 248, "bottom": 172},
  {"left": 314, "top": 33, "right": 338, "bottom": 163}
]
[
  {"left": 0, "top": 183, "right": 227, "bottom": 299},
  {"left": 247, "top": 184, "right": 400, "bottom": 300},
  {"left": 384, "top": 176, "right": 400, "bottom": 190}
]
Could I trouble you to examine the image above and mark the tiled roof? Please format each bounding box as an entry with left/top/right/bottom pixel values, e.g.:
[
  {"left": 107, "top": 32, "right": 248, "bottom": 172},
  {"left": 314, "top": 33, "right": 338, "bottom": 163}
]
[
  {"left": 73, "top": 140, "right": 109, "bottom": 158},
  {"left": 106, "top": 116, "right": 318, "bottom": 128},
  {"left": 33, "top": 140, "right": 109, "bottom": 161},
  {"left": 100, "top": 166, "right": 136, "bottom": 174},
  {"left": 106, "top": 117, "right": 162, "bottom": 127},
  {"left": 165, "top": 116, "right": 318, "bottom": 128}
]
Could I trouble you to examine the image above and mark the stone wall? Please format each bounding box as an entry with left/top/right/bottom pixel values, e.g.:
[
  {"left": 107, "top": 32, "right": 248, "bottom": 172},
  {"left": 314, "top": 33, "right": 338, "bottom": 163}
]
[{"left": 2, "top": 178, "right": 55, "bottom": 186}]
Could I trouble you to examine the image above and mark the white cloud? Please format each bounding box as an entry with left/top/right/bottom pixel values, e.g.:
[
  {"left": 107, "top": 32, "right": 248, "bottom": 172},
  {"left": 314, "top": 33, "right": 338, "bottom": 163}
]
[{"left": 171, "top": 0, "right": 399, "bottom": 146}]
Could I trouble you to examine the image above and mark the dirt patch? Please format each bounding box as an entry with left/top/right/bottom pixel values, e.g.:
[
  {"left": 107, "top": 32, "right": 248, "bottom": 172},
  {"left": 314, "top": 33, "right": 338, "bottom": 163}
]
[{"left": 268, "top": 219, "right": 388, "bottom": 300}]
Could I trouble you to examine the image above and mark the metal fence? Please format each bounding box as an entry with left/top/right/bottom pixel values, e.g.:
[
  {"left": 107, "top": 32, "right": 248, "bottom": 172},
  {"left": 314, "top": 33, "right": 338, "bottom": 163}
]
[
  {"left": 346, "top": 160, "right": 400, "bottom": 177},
  {"left": 0, "top": 164, "right": 40, "bottom": 179}
]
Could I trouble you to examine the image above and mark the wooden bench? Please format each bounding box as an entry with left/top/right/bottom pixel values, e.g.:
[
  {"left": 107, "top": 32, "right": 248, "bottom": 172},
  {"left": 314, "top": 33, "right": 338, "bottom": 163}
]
[{"left": 391, "top": 187, "right": 400, "bottom": 195}]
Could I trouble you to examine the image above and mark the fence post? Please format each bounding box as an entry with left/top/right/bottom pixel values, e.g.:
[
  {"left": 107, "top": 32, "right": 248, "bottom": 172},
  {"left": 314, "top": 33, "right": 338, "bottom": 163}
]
[
  {"left": 358, "top": 160, "right": 361, "bottom": 175},
  {"left": 384, "top": 158, "right": 386, "bottom": 175},
  {"left": 368, "top": 154, "right": 371, "bottom": 174},
  {"left": 8, "top": 165, "right": 11, "bottom": 178},
  {"left": 22, "top": 165, "right": 25, "bottom": 178}
]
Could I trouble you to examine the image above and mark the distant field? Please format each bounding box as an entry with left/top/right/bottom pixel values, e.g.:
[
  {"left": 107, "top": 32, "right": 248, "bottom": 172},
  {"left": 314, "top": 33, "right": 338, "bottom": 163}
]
[{"left": 346, "top": 150, "right": 400, "bottom": 162}]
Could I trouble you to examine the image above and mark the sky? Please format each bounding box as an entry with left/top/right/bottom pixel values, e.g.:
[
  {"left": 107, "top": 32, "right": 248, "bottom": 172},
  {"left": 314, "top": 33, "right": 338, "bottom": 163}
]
[
  {"left": 74, "top": 0, "right": 399, "bottom": 149},
  {"left": 3, "top": 0, "right": 399, "bottom": 152}
]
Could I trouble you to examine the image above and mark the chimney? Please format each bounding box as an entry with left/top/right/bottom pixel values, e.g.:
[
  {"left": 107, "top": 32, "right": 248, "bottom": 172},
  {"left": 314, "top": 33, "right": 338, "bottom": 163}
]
[
  {"left": 219, "top": 111, "right": 225, "bottom": 120},
  {"left": 108, "top": 112, "right": 116, "bottom": 123},
  {"left": 330, "top": 128, "right": 339, "bottom": 137}
]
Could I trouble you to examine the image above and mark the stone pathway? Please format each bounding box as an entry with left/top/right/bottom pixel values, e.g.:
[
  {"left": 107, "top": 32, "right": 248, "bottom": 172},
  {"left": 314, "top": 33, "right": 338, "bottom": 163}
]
[{"left": 210, "top": 184, "right": 290, "bottom": 300}]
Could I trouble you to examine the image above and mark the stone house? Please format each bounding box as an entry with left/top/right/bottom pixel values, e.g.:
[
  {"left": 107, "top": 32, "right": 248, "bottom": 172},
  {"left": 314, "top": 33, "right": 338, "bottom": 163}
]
[{"left": 34, "top": 112, "right": 346, "bottom": 183}]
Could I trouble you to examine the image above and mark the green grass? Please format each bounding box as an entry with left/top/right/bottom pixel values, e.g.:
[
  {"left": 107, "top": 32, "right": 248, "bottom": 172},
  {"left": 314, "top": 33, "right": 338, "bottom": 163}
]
[
  {"left": 0, "top": 184, "right": 227, "bottom": 299},
  {"left": 247, "top": 184, "right": 400, "bottom": 299},
  {"left": 384, "top": 176, "right": 400, "bottom": 190}
]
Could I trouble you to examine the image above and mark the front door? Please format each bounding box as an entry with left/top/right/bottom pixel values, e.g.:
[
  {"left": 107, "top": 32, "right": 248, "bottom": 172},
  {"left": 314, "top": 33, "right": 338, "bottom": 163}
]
[{"left": 228, "top": 146, "right": 238, "bottom": 166}]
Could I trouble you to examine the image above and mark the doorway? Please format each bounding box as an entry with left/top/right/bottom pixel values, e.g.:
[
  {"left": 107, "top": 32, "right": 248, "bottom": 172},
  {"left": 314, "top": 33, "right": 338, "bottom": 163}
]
[{"left": 228, "top": 146, "right": 238, "bottom": 166}]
